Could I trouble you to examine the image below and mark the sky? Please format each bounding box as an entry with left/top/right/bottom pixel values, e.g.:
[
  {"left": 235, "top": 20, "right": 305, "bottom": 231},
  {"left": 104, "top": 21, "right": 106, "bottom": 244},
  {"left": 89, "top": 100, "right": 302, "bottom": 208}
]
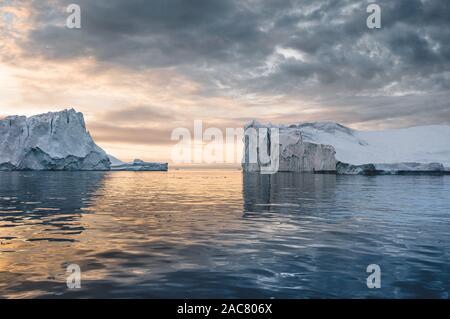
[{"left": 0, "top": 0, "right": 449, "bottom": 163}]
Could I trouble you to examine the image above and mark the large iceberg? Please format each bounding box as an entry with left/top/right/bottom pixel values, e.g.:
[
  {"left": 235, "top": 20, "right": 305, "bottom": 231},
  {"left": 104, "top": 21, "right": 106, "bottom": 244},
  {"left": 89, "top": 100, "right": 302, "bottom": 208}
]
[
  {"left": 0, "top": 109, "right": 110, "bottom": 170},
  {"left": 242, "top": 121, "right": 336, "bottom": 173},
  {"left": 0, "top": 109, "right": 169, "bottom": 172},
  {"left": 243, "top": 121, "right": 450, "bottom": 175}
]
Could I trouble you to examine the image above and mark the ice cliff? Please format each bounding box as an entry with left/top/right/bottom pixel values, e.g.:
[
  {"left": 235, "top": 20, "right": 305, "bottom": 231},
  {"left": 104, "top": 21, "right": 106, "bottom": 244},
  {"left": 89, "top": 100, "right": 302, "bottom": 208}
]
[
  {"left": 243, "top": 121, "right": 450, "bottom": 174},
  {"left": 243, "top": 121, "right": 336, "bottom": 173},
  {"left": 0, "top": 109, "right": 110, "bottom": 170}
]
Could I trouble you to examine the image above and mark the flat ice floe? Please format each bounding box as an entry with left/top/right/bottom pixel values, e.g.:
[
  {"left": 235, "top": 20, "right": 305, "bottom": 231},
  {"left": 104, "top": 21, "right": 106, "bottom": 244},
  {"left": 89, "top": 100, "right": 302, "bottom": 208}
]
[{"left": 298, "top": 122, "right": 450, "bottom": 169}]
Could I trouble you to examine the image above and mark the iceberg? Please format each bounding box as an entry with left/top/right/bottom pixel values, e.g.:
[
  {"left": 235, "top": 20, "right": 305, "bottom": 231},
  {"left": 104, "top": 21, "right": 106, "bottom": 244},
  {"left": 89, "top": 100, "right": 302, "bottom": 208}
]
[
  {"left": 243, "top": 121, "right": 450, "bottom": 175},
  {"left": 336, "top": 162, "right": 446, "bottom": 175},
  {"left": 242, "top": 121, "right": 336, "bottom": 173},
  {"left": 110, "top": 158, "right": 168, "bottom": 171},
  {"left": 0, "top": 109, "right": 110, "bottom": 170},
  {"left": 299, "top": 122, "right": 450, "bottom": 174},
  {"left": 0, "top": 109, "right": 169, "bottom": 172}
]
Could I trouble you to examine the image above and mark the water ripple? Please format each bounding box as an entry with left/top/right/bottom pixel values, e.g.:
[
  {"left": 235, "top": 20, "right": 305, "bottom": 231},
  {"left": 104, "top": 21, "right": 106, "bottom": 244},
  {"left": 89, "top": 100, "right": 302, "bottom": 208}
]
[{"left": 0, "top": 171, "right": 449, "bottom": 298}]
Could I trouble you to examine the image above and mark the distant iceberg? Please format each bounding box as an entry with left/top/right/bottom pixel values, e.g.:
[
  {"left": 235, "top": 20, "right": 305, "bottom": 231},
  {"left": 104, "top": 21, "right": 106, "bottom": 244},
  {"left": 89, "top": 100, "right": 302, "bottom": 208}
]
[
  {"left": 110, "top": 158, "right": 168, "bottom": 171},
  {"left": 0, "top": 109, "right": 168, "bottom": 171},
  {"left": 243, "top": 121, "right": 450, "bottom": 175}
]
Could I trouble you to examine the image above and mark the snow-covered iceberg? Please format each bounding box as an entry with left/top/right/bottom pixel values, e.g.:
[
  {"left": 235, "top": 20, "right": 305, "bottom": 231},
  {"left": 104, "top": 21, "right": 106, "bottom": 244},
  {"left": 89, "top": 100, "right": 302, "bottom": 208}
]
[
  {"left": 298, "top": 122, "right": 450, "bottom": 174},
  {"left": 243, "top": 121, "right": 450, "bottom": 175},
  {"left": 0, "top": 109, "right": 110, "bottom": 170}
]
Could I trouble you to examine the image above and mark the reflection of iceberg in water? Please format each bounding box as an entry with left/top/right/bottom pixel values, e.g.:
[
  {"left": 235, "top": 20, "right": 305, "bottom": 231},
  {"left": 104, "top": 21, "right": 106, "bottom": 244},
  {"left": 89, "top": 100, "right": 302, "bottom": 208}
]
[{"left": 243, "top": 172, "right": 337, "bottom": 215}]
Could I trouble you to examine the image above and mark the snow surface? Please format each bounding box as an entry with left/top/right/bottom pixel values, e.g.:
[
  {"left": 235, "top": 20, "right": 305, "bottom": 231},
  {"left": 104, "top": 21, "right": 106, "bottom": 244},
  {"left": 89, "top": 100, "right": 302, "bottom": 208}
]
[{"left": 295, "top": 122, "right": 450, "bottom": 169}]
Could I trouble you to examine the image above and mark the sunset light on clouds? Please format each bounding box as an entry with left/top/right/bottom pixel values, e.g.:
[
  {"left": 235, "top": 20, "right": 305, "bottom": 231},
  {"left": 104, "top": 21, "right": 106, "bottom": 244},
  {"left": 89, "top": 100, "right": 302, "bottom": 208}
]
[{"left": 1, "top": 0, "right": 449, "bottom": 163}]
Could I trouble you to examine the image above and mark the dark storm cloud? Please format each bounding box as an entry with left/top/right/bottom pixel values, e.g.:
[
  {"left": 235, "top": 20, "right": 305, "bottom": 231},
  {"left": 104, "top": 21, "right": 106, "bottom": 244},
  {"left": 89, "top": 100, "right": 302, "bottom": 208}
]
[
  {"left": 21, "top": 0, "right": 450, "bottom": 126},
  {"left": 317, "top": 92, "right": 450, "bottom": 126},
  {"left": 26, "top": 0, "right": 273, "bottom": 68}
]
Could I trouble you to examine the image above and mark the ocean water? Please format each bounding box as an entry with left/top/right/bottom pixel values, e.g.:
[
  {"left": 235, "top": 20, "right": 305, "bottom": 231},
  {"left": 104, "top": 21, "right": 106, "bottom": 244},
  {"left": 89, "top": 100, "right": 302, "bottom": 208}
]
[{"left": 0, "top": 170, "right": 449, "bottom": 298}]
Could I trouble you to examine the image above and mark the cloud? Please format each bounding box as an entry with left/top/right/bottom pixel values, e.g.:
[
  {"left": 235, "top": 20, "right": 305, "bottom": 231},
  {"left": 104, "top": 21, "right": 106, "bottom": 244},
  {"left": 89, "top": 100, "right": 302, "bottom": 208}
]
[
  {"left": 89, "top": 122, "right": 172, "bottom": 146},
  {"left": 101, "top": 106, "right": 175, "bottom": 124},
  {"left": 22, "top": 0, "right": 272, "bottom": 68},
  {"left": 3, "top": 0, "right": 450, "bottom": 131}
]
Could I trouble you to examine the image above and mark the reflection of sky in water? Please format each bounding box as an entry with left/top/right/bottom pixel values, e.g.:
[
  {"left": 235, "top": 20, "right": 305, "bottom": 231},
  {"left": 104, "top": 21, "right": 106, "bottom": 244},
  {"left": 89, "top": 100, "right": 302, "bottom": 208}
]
[{"left": 0, "top": 171, "right": 449, "bottom": 298}]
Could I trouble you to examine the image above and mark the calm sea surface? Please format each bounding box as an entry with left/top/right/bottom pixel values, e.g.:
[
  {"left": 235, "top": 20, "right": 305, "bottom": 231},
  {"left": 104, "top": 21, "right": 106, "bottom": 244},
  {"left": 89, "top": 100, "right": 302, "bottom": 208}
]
[{"left": 0, "top": 170, "right": 449, "bottom": 298}]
